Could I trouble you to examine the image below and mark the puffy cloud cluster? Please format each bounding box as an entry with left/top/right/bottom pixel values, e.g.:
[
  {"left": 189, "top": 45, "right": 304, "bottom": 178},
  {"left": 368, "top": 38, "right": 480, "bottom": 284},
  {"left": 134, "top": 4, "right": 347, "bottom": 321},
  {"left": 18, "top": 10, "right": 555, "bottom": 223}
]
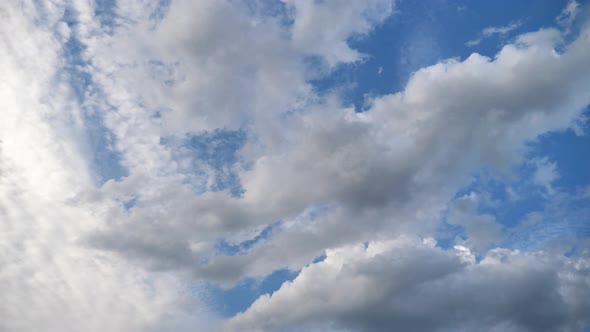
[
  {"left": 228, "top": 238, "right": 590, "bottom": 332},
  {"left": 90, "top": 14, "right": 590, "bottom": 286},
  {"left": 0, "top": 0, "right": 397, "bottom": 330},
  {"left": 284, "top": 0, "right": 394, "bottom": 66}
]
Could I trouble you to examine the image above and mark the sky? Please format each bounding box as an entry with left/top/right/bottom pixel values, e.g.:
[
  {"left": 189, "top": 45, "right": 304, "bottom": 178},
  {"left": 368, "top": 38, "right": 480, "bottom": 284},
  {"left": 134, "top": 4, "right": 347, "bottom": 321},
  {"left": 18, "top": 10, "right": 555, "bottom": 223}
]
[{"left": 1, "top": 0, "right": 590, "bottom": 331}]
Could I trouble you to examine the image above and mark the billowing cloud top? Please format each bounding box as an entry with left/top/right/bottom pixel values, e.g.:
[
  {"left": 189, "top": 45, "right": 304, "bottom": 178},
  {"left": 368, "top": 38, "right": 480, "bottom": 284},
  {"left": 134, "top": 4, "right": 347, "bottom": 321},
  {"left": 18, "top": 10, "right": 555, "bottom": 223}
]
[{"left": 1, "top": 1, "right": 589, "bottom": 331}]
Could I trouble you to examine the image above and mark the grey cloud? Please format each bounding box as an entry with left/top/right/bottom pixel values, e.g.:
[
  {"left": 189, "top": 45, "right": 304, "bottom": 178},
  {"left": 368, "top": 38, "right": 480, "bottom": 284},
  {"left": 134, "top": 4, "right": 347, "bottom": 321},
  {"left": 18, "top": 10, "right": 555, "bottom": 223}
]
[
  {"left": 193, "top": 23, "right": 590, "bottom": 282},
  {"left": 98, "top": 0, "right": 394, "bottom": 136},
  {"left": 447, "top": 193, "right": 504, "bottom": 253},
  {"left": 88, "top": 20, "right": 590, "bottom": 285},
  {"left": 228, "top": 238, "right": 590, "bottom": 332}
]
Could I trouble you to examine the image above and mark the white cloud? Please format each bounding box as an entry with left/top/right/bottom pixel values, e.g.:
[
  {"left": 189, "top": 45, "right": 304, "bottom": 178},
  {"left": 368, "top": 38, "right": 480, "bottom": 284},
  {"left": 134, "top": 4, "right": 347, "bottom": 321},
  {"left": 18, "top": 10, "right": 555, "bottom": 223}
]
[
  {"left": 532, "top": 157, "right": 560, "bottom": 194},
  {"left": 0, "top": 1, "right": 215, "bottom": 331},
  {"left": 82, "top": 0, "right": 395, "bottom": 138},
  {"left": 0, "top": 2, "right": 402, "bottom": 329},
  {"left": 84, "top": 15, "right": 590, "bottom": 287},
  {"left": 188, "top": 22, "right": 590, "bottom": 282},
  {"left": 466, "top": 21, "right": 521, "bottom": 46},
  {"left": 228, "top": 237, "right": 590, "bottom": 331},
  {"left": 558, "top": 0, "right": 581, "bottom": 30},
  {"left": 282, "top": 0, "right": 395, "bottom": 66}
]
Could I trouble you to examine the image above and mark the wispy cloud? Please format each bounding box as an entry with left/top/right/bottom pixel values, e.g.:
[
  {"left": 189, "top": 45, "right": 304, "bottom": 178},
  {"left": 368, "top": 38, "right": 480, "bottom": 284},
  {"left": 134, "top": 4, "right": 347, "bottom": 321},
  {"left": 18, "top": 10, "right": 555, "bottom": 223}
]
[
  {"left": 557, "top": 0, "right": 580, "bottom": 30},
  {"left": 466, "top": 21, "right": 521, "bottom": 46}
]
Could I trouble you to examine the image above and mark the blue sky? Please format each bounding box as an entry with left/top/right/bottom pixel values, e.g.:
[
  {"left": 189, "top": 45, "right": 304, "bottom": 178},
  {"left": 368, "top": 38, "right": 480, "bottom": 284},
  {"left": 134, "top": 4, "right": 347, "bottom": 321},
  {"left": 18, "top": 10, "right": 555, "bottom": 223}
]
[
  {"left": 316, "top": 0, "right": 574, "bottom": 106},
  {"left": 1, "top": 1, "right": 590, "bottom": 331}
]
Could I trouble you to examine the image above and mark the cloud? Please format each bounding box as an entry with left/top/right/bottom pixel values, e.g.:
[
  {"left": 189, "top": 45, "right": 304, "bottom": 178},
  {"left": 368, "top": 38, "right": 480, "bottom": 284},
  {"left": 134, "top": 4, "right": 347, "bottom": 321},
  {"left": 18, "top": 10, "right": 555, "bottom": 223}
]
[
  {"left": 2, "top": 1, "right": 590, "bottom": 331},
  {"left": 181, "top": 22, "right": 590, "bottom": 283},
  {"left": 558, "top": 0, "right": 581, "bottom": 30},
  {"left": 0, "top": 1, "right": 215, "bottom": 331},
  {"left": 532, "top": 157, "right": 560, "bottom": 194},
  {"left": 466, "top": 21, "right": 521, "bottom": 46},
  {"left": 81, "top": 14, "right": 590, "bottom": 289},
  {"left": 282, "top": 0, "right": 395, "bottom": 66},
  {"left": 447, "top": 193, "right": 504, "bottom": 253},
  {"left": 83, "top": 0, "right": 395, "bottom": 138},
  {"left": 228, "top": 237, "right": 590, "bottom": 332}
]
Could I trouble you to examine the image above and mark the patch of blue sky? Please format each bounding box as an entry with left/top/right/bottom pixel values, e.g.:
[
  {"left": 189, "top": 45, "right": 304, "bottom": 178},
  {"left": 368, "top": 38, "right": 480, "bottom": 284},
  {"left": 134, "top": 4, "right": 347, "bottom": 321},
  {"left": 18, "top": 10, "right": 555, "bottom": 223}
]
[
  {"left": 456, "top": 167, "right": 547, "bottom": 226},
  {"left": 214, "top": 221, "right": 282, "bottom": 256},
  {"left": 214, "top": 204, "right": 334, "bottom": 259},
  {"left": 94, "top": 0, "right": 118, "bottom": 33},
  {"left": 149, "top": 0, "right": 172, "bottom": 23},
  {"left": 312, "top": 253, "right": 327, "bottom": 264},
  {"left": 504, "top": 198, "right": 590, "bottom": 251},
  {"left": 170, "top": 129, "right": 246, "bottom": 196},
  {"left": 122, "top": 197, "right": 138, "bottom": 210},
  {"left": 206, "top": 204, "right": 336, "bottom": 315},
  {"left": 204, "top": 268, "right": 298, "bottom": 317},
  {"left": 310, "top": 0, "right": 568, "bottom": 111},
  {"left": 203, "top": 251, "right": 331, "bottom": 317},
  {"left": 528, "top": 117, "right": 590, "bottom": 191},
  {"left": 60, "top": 7, "right": 128, "bottom": 184},
  {"left": 435, "top": 223, "right": 465, "bottom": 250},
  {"left": 446, "top": 109, "right": 590, "bottom": 250},
  {"left": 505, "top": 117, "right": 590, "bottom": 242},
  {"left": 244, "top": 0, "right": 289, "bottom": 21}
]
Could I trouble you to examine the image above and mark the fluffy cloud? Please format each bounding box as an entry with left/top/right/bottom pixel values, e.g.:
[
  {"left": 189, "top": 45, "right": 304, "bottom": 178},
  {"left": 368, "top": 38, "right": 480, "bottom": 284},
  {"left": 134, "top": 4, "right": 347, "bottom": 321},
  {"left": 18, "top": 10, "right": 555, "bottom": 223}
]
[
  {"left": 283, "top": 0, "right": 394, "bottom": 66},
  {"left": 169, "top": 20, "right": 590, "bottom": 283},
  {"left": 0, "top": 1, "right": 400, "bottom": 329},
  {"left": 78, "top": 10, "right": 590, "bottom": 294},
  {"left": 0, "top": 1, "right": 214, "bottom": 331},
  {"left": 228, "top": 237, "right": 590, "bottom": 332},
  {"left": 85, "top": 0, "right": 395, "bottom": 138}
]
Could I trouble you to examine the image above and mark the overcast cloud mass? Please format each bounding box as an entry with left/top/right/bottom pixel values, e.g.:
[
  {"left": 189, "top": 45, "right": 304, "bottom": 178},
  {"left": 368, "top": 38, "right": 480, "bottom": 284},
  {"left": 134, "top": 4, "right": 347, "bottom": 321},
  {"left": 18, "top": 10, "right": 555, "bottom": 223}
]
[{"left": 1, "top": 0, "right": 590, "bottom": 331}]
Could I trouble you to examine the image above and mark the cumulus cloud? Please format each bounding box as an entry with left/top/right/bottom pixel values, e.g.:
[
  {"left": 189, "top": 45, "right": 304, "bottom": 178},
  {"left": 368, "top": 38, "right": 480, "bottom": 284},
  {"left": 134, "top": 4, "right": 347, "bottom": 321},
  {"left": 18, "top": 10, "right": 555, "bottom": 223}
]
[
  {"left": 68, "top": 10, "right": 590, "bottom": 298},
  {"left": 447, "top": 193, "right": 504, "bottom": 253},
  {"left": 132, "top": 19, "right": 590, "bottom": 283},
  {"left": 228, "top": 237, "right": 590, "bottom": 332}
]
